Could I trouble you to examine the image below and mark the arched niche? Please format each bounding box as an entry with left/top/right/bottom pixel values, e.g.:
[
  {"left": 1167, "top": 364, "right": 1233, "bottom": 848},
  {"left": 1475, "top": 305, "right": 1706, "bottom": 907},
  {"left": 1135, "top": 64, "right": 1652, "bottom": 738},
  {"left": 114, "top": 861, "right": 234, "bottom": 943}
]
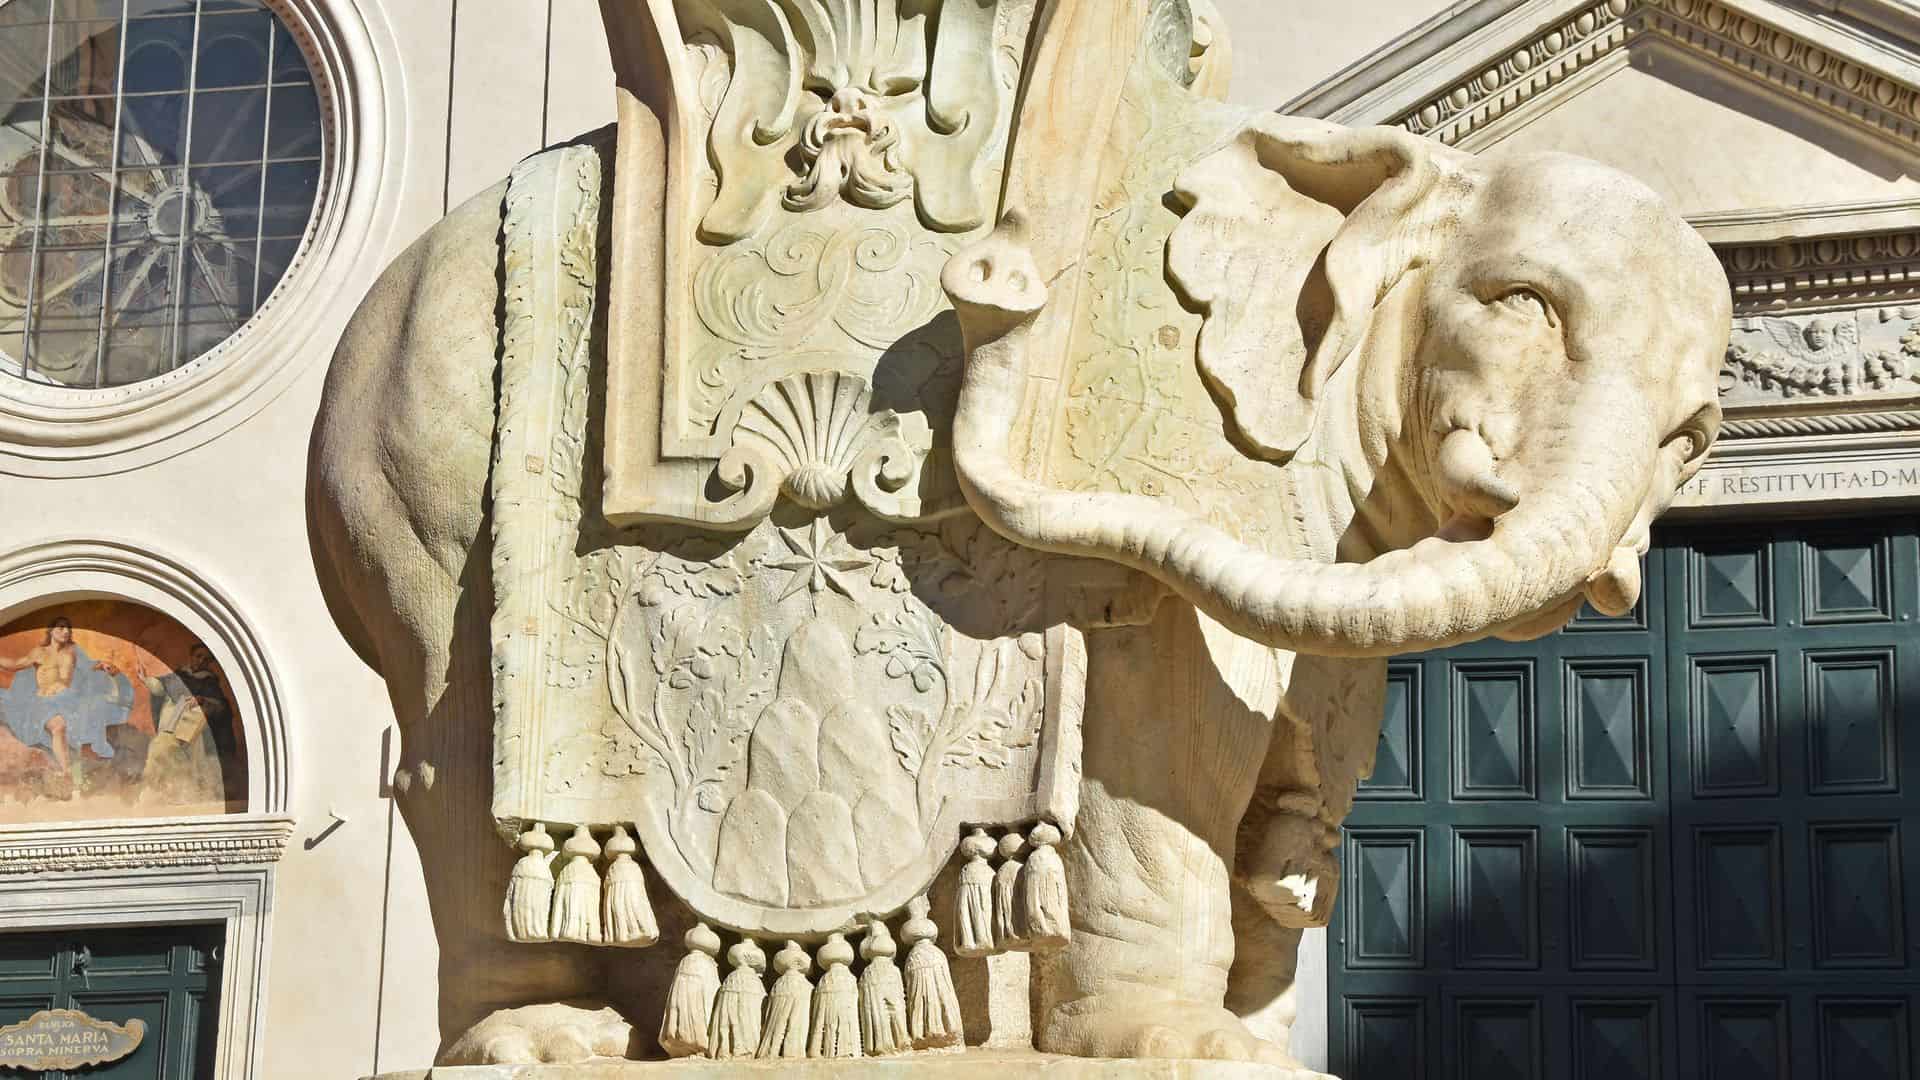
[
  {"left": 0, "top": 539, "right": 291, "bottom": 1080},
  {"left": 0, "top": 537, "right": 288, "bottom": 820}
]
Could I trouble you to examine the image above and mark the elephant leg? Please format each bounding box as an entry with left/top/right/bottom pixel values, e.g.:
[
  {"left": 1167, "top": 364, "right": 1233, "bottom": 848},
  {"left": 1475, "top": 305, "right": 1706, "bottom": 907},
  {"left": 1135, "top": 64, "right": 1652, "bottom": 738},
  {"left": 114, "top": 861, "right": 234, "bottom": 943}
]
[
  {"left": 1235, "top": 654, "right": 1386, "bottom": 931},
  {"left": 311, "top": 176, "right": 618, "bottom": 1062},
  {"left": 1036, "top": 601, "right": 1296, "bottom": 1065}
]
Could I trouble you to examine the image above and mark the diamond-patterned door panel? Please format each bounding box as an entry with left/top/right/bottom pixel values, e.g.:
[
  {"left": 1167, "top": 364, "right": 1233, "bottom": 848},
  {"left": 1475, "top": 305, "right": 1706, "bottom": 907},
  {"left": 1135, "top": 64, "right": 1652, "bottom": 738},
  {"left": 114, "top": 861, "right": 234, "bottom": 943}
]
[
  {"left": 1343, "top": 997, "right": 1429, "bottom": 1080},
  {"left": 1804, "top": 535, "right": 1892, "bottom": 624},
  {"left": 1693, "top": 827, "right": 1786, "bottom": 970},
  {"left": 1345, "top": 829, "right": 1424, "bottom": 969},
  {"left": 1360, "top": 663, "right": 1423, "bottom": 800},
  {"left": 1452, "top": 662, "right": 1536, "bottom": 800},
  {"left": 1569, "top": 828, "right": 1659, "bottom": 970},
  {"left": 1805, "top": 651, "right": 1897, "bottom": 795},
  {"left": 1453, "top": 998, "right": 1543, "bottom": 1080},
  {"left": 1817, "top": 999, "right": 1911, "bottom": 1080},
  {"left": 1690, "top": 541, "right": 1773, "bottom": 627},
  {"left": 1453, "top": 829, "right": 1540, "bottom": 969},
  {"left": 1694, "top": 998, "right": 1791, "bottom": 1080},
  {"left": 1566, "top": 660, "right": 1651, "bottom": 799},
  {"left": 1333, "top": 519, "right": 1920, "bottom": 1080},
  {"left": 1811, "top": 824, "right": 1905, "bottom": 968},
  {"left": 1572, "top": 998, "right": 1666, "bottom": 1080},
  {"left": 1689, "top": 655, "right": 1779, "bottom": 798}
]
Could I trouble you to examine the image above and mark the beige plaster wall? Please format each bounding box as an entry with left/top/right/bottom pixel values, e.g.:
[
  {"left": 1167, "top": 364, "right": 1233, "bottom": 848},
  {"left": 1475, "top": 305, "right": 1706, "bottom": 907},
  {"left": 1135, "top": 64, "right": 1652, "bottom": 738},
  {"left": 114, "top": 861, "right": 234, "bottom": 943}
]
[{"left": 0, "top": 3, "right": 1445, "bottom": 1077}]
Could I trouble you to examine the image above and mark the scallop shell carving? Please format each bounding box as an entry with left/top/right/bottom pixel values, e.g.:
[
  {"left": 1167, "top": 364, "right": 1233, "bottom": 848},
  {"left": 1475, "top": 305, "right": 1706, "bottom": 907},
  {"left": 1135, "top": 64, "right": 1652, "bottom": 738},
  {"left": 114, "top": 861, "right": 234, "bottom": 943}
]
[{"left": 731, "top": 371, "right": 900, "bottom": 510}]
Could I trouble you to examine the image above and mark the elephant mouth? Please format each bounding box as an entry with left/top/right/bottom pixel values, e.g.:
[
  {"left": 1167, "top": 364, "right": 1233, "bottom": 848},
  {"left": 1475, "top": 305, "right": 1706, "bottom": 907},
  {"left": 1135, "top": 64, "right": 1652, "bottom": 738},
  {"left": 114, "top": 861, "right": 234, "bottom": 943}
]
[{"left": 1432, "top": 425, "right": 1519, "bottom": 542}]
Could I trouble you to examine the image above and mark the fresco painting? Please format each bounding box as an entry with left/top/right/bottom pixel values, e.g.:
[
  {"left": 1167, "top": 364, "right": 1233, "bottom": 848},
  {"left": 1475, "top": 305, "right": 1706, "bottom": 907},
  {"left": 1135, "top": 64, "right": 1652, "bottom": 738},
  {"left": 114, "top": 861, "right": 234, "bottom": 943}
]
[{"left": 0, "top": 600, "right": 245, "bottom": 822}]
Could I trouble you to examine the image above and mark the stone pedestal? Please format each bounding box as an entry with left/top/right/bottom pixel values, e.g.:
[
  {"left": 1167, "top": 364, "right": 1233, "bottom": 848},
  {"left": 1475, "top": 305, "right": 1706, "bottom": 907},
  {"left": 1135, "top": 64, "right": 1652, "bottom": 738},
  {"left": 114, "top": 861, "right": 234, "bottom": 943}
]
[{"left": 370, "top": 1051, "right": 1327, "bottom": 1079}]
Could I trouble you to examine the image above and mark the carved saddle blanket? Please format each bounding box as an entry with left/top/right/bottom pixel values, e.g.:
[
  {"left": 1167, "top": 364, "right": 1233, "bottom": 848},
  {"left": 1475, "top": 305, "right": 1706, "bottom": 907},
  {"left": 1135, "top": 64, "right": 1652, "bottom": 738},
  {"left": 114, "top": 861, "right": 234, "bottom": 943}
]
[{"left": 485, "top": 141, "right": 1082, "bottom": 959}]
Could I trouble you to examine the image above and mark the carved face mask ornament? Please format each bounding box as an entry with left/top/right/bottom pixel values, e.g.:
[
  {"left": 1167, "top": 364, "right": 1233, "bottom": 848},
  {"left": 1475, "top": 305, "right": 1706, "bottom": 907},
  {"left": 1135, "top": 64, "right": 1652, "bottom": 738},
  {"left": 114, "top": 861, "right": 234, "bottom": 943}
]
[{"left": 945, "top": 116, "right": 1730, "bottom": 657}]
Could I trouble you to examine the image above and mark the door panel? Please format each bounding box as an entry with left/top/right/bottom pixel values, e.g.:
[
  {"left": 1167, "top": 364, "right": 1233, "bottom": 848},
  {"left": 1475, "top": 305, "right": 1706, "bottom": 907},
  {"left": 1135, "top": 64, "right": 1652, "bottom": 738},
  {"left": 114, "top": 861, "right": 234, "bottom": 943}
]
[
  {"left": 1332, "top": 517, "right": 1920, "bottom": 1078},
  {"left": 0, "top": 923, "right": 223, "bottom": 1080}
]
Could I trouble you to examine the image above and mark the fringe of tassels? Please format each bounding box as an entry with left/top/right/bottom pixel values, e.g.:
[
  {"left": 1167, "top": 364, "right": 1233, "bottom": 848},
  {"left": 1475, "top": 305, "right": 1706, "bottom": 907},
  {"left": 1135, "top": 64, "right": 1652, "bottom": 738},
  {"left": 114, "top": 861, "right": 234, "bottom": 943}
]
[
  {"left": 954, "top": 823, "right": 1072, "bottom": 958},
  {"left": 504, "top": 820, "right": 1070, "bottom": 1060},
  {"left": 655, "top": 908, "right": 964, "bottom": 1061},
  {"left": 502, "top": 822, "right": 660, "bottom": 947}
]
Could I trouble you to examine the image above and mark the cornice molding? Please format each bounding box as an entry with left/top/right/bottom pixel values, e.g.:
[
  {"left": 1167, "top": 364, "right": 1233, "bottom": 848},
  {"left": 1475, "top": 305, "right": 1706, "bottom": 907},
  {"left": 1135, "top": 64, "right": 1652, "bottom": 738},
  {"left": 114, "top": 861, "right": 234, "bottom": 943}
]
[
  {"left": 0, "top": 816, "right": 294, "bottom": 875},
  {"left": 1717, "top": 228, "right": 1920, "bottom": 311},
  {"left": 1721, "top": 407, "right": 1920, "bottom": 438},
  {"left": 1297, "top": 0, "right": 1920, "bottom": 160}
]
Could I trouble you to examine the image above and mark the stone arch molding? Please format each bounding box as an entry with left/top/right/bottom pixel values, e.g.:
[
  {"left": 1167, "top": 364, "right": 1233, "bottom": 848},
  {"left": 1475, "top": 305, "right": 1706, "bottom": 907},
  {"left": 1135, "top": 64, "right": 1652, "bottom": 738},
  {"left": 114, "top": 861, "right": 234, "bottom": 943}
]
[
  {"left": 0, "top": 0, "right": 408, "bottom": 478},
  {"left": 0, "top": 536, "right": 290, "bottom": 817}
]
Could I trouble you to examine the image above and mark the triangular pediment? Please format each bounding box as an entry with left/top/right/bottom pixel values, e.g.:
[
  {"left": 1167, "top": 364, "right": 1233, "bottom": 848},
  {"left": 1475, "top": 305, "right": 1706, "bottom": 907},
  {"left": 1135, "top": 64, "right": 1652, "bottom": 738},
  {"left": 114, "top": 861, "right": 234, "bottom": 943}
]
[{"left": 1291, "top": 0, "right": 1920, "bottom": 219}]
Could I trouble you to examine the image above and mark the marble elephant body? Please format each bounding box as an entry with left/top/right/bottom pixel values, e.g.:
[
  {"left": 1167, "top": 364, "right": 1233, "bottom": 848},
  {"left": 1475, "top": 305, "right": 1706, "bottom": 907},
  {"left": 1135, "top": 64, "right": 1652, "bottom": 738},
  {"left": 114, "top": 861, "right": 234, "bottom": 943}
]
[{"left": 308, "top": 16, "right": 1731, "bottom": 1070}]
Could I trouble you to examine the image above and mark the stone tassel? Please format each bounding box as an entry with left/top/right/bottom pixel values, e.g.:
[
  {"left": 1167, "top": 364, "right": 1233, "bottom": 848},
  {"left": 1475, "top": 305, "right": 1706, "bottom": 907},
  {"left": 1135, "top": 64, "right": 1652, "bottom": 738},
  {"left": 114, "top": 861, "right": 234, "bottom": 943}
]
[
  {"left": 858, "top": 920, "right": 910, "bottom": 1056},
  {"left": 807, "top": 932, "right": 860, "bottom": 1059},
  {"left": 503, "top": 822, "right": 555, "bottom": 943},
  {"left": 659, "top": 923, "right": 722, "bottom": 1057},
  {"left": 549, "top": 826, "right": 603, "bottom": 944},
  {"left": 954, "top": 828, "right": 997, "bottom": 957},
  {"left": 756, "top": 941, "right": 813, "bottom": 1059},
  {"left": 901, "top": 895, "right": 962, "bottom": 1050},
  {"left": 1022, "top": 822, "right": 1071, "bottom": 951},
  {"left": 993, "top": 831, "right": 1028, "bottom": 949},
  {"left": 707, "top": 938, "right": 767, "bottom": 1059},
  {"left": 599, "top": 826, "right": 658, "bottom": 947}
]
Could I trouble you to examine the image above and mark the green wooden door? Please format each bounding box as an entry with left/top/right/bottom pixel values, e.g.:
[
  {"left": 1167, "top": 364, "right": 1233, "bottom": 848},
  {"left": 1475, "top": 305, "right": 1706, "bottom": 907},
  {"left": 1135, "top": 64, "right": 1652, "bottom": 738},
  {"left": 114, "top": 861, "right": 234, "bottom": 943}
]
[
  {"left": 0, "top": 923, "right": 223, "bottom": 1080},
  {"left": 1330, "top": 516, "right": 1920, "bottom": 1079}
]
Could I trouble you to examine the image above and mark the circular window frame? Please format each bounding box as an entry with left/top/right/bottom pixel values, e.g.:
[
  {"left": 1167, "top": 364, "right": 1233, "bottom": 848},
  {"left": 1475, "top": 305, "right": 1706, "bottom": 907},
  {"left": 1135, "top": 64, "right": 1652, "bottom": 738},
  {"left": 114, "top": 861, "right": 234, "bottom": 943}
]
[{"left": 0, "top": 0, "right": 403, "bottom": 476}]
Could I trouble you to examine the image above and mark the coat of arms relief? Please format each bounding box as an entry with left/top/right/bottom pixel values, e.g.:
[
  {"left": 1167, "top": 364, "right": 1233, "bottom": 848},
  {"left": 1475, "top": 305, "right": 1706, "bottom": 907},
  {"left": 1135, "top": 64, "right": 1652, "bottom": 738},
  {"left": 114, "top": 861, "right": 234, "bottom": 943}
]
[
  {"left": 485, "top": 0, "right": 1086, "bottom": 1058},
  {"left": 310, "top": 0, "right": 1732, "bottom": 1071}
]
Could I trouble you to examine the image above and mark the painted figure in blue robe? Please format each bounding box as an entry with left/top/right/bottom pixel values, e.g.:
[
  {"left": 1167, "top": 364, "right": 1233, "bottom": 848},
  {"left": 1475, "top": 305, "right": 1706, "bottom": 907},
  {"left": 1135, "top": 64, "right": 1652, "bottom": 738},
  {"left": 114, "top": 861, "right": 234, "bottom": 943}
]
[{"left": 0, "top": 616, "right": 133, "bottom": 790}]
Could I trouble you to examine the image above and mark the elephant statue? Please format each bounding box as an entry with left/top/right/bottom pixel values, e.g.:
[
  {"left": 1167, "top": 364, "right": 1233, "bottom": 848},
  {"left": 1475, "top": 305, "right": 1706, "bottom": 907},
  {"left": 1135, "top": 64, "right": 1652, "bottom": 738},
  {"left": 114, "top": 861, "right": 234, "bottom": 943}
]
[{"left": 308, "top": 0, "right": 1729, "bottom": 1069}]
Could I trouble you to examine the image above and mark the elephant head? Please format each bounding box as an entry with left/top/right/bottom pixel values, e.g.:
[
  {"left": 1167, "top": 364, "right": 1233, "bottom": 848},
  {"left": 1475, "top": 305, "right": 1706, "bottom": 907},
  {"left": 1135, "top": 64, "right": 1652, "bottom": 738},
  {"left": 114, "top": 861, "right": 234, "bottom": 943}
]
[{"left": 942, "top": 117, "right": 1730, "bottom": 657}]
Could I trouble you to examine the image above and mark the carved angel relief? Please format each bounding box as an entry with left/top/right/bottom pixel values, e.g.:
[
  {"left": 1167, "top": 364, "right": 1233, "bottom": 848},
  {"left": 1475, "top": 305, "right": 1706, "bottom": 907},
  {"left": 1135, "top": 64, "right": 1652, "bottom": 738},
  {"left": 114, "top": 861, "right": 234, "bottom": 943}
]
[{"left": 1723, "top": 309, "right": 1920, "bottom": 405}]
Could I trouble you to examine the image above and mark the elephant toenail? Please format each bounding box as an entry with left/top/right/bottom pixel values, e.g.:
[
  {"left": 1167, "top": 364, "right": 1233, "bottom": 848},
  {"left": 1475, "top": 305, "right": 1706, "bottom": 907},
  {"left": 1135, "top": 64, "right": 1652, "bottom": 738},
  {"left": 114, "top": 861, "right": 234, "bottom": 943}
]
[
  {"left": 1136, "top": 1024, "right": 1191, "bottom": 1059},
  {"left": 1197, "top": 1029, "right": 1251, "bottom": 1060},
  {"left": 480, "top": 1032, "right": 534, "bottom": 1064}
]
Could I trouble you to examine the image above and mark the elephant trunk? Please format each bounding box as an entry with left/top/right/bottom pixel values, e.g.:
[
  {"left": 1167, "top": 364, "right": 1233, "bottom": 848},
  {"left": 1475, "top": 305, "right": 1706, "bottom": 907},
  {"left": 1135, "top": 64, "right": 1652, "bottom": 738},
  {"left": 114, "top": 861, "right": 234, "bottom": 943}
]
[{"left": 943, "top": 238, "right": 1651, "bottom": 658}]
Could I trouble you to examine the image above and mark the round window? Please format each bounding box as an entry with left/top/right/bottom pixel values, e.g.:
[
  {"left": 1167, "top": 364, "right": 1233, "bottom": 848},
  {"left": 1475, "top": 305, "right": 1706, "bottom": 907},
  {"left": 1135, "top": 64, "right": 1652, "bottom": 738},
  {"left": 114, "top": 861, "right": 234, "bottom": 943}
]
[{"left": 0, "top": 0, "right": 323, "bottom": 389}]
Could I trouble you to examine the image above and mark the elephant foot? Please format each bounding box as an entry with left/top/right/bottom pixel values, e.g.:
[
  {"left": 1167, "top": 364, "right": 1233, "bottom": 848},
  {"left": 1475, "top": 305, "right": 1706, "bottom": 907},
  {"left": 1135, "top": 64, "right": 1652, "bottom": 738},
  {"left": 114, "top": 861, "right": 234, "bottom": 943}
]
[
  {"left": 1043, "top": 992, "right": 1321, "bottom": 1072},
  {"left": 440, "top": 1000, "right": 634, "bottom": 1065}
]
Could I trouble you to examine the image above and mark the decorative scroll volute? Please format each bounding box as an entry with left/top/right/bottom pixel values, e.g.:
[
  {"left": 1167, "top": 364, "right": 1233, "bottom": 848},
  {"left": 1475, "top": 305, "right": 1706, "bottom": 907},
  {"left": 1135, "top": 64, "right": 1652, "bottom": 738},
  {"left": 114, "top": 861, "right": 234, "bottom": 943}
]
[{"left": 597, "top": 0, "right": 1035, "bottom": 531}]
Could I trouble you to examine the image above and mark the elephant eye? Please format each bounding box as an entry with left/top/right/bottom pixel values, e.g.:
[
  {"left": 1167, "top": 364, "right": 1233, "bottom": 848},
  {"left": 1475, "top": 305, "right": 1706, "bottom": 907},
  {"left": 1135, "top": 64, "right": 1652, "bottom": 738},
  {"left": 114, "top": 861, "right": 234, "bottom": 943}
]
[{"left": 1496, "top": 287, "right": 1555, "bottom": 326}]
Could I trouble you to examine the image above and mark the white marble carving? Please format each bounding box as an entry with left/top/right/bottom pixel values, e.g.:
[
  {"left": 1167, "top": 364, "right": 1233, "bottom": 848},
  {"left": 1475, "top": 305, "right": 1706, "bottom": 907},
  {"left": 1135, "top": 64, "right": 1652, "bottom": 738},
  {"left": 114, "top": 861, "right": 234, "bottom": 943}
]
[{"left": 309, "top": 0, "right": 1731, "bottom": 1072}]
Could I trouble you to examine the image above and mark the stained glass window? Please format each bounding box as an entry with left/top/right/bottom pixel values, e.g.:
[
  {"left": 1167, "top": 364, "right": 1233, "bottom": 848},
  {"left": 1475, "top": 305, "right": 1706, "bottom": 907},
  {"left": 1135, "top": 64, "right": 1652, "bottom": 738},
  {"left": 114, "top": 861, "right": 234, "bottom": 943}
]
[{"left": 0, "top": 0, "right": 323, "bottom": 389}]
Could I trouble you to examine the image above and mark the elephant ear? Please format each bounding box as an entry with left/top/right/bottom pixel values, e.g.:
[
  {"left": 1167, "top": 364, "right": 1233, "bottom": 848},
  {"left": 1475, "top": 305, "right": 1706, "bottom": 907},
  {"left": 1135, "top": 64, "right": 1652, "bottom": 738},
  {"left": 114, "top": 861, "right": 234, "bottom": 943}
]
[{"left": 1168, "top": 119, "right": 1459, "bottom": 460}]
